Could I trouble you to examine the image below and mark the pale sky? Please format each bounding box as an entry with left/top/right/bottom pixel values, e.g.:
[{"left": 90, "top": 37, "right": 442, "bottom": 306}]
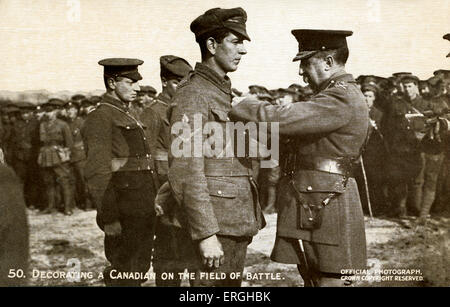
[{"left": 1, "top": 0, "right": 449, "bottom": 93}]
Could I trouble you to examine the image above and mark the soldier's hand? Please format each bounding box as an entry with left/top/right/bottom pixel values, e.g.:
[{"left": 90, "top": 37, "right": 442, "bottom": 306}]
[
  {"left": 104, "top": 221, "right": 122, "bottom": 236},
  {"left": 199, "top": 235, "right": 224, "bottom": 268},
  {"left": 154, "top": 203, "right": 164, "bottom": 216}
]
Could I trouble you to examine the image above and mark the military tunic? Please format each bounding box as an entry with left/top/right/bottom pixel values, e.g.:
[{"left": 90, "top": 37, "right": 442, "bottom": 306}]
[
  {"left": 231, "top": 71, "right": 368, "bottom": 273},
  {"left": 67, "top": 116, "right": 90, "bottom": 209},
  {"left": 38, "top": 117, "right": 74, "bottom": 213},
  {"left": 142, "top": 96, "right": 189, "bottom": 286},
  {"left": 11, "top": 117, "right": 40, "bottom": 207},
  {"left": 0, "top": 164, "right": 29, "bottom": 286},
  {"left": 381, "top": 95, "right": 430, "bottom": 215},
  {"left": 82, "top": 93, "right": 158, "bottom": 286},
  {"left": 168, "top": 63, "right": 265, "bottom": 286},
  {"left": 356, "top": 105, "right": 389, "bottom": 216},
  {"left": 148, "top": 93, "right": 171, "bottom": 182}
]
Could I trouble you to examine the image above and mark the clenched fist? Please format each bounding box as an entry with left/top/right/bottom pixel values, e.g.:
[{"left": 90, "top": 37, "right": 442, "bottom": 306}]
[{"left": 199, "top": 235, "right": 224, "bottom": 268}]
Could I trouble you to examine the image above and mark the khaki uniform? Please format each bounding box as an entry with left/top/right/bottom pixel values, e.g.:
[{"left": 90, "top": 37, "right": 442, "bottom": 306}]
[
  {"left": 169, "top": 63, "right": 265, "bottom": 286},
  {"left": 0, "top": 164, "right": 29, "bottom": 286},
  {"left": 38, "top": 117, "right": 74, "bottom": 213},
  {"left": 381, "top": 95, "right": 429, "bottom": 216},
  {"left": 67, "top": 116, "right": 90, "bottom": 209},
  {"left": 11, "top": 117, "right": 41, "bottom": 208}
]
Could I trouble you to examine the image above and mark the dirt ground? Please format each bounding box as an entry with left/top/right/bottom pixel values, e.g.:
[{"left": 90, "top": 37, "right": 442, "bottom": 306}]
[{"left": 26, "top": 208, "right": 450, "bottom": 287}]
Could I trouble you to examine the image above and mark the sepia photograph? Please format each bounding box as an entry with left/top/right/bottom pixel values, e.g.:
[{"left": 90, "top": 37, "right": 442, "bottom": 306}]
[{"left": 0, "top": 0, "right": 449, "bottom": 293}]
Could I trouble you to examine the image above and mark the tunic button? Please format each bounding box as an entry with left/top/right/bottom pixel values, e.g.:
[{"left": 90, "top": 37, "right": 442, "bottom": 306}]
[
  {"left": 307, "top": 186, "right": 313, "bottom": 191},
  {"left": 218, "top": 190, "right": 222, "bottom": 195},
  {"left": 146, "top": 154, "right": 150, "bottom": 157},
  {"left": 126, "top": 126, "right": 130, "bottom": 129}
]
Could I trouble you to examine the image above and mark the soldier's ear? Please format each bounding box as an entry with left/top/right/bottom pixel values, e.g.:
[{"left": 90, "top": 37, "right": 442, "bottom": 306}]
[
  {"left": 107, "top": 77, "right": 116, "bottom": 90},
  {"left": 161, "top": 76, "right": 168, "bottom": 88},
  {"left": 206, "top": 37, "right": 218, "bottom": 55},
  {"left": 324, "top": 55, "right": 334, "bottom": 71}
]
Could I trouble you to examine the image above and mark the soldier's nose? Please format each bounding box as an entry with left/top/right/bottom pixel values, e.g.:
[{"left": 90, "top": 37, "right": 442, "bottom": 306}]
[{"left": 239, "top": 43, "right": 247, "bottom": 54}]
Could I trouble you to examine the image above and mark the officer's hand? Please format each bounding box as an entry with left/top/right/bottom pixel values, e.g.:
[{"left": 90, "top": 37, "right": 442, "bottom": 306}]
[
  {"left": 231, "top": 92, "right": 256, "bottom": 107},
  {"left": 104, "top": 221, "right": 122, "bottom": 236},
  {"left": 198, "top": 235, "right": 224, "bottom": 269},
  {"left": 0, "top": 149, "right": 4, "bottom": 164}
]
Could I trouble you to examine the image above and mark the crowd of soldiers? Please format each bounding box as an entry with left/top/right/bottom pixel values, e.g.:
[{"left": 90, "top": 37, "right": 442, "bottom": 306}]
[
  {"left": 2, "top": 69, "right": 448, "bottom": 222},
  {"left": 0, "top": 6, "right": 449, "bottom": 288}
]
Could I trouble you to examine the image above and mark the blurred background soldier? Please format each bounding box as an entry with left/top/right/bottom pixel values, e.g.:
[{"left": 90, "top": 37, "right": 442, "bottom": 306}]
[
  {"left": 137, "top": 85, "right": 157, "bottom": 108},
  {"left": 11, "top": 101, "right": 41, "bottom": 209},
  {"left": 70, "top": 94, "right": 86, "bottom": 108},
  {"left": 0, "top": 163, "right": 29, "bottom": 286},
  {"left": 82, "top": 58, "right": 158, "bottom": 286},
  {"left": 417, "top": 71, "right": 450, "bottom": 223},
  {"left": 355, "top": 80, "right": 389, "bottom": 216},
  {"left": 433, "top": 73, "right": 450, "bottom": 215},
  {"left": 2, "top": 104, "right": 20, "bottom": 165},
  {"left": 79, "top": 96, "right": 100, "bottom": 120},
  {"left": 38, "top": 98, "right": 74, "bottom": 215},
  {"left": 35, "top": 104, "right": 46, "bottom": 121},
  {"left": 65, "top": 99, "right": 91, "bottom": 210},
  {"left": 257, "top": 88, "right": 300, "bottom": 214},
  {"left": 146, "top": 55, "right": 193, "bottom": 287},
  {"left": 129, "top": 95, "right": 146, "bottom": 119},
  {"left": 382, "top": 74, "right": 427, "bottom": 218},
  {"left": 150, "top": 55, "right": 193, "bottom": 183}
]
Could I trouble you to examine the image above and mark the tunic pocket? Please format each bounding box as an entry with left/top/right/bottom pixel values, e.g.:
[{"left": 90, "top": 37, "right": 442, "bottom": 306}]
[{"left": 207, "top": 177, "right": 237, "bottom": 198}]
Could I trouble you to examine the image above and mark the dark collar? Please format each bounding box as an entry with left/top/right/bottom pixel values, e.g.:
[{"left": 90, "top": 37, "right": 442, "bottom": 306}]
[
  {"left": 317, "top": 70, "right": 355, "bottom": 92},
  {"left": 194, "top": 63, "right": 232, "bottom": 95},
  {"left": 156, "top": 93, "right": 171, "bottom": 105},
  {"left": 102, "top": 93, "right": 130, "bottom": 112}
]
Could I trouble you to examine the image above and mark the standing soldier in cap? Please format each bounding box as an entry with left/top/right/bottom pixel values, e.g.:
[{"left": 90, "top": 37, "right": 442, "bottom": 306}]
[
  {"left": 417, "top": 74, "right": 450, "bottom": 223},
  {"left": 143, "top": 55, "right": 193, "bottom": 287},
  {"left": 65, "top": 100, "right": 91, "bottom": 210},
  {"left": 79, "top": 96, "right": 100, "bottom": 120},
  {"left": 231, "top": 29, "right": 369, "bottom": 287},
  {"left": 382, "top": 75, "right": 429, "bottom": 218},
  {"left": 0, "top": 163, "right": 29, "bottom": 286},
  {"left": 150, "top": 55, "right": 193, "bottom": 183},
  {"left": 168, "top": 7, "right": 265, "bottom": 287},
  {"left": 38, "top": 98, "right": 74, "bottom": 215},
  {"left": 82, "top": 58, "right": 158, "bottom": 286},
  {"left": 11, "top": 102, "right": 41, "bottom": 208},
  {"left": 2, "top": 104, "right": 20, "bottom": 166},
  {"left": 138, "top": 85, "right": 157, "bottom": 109}
]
